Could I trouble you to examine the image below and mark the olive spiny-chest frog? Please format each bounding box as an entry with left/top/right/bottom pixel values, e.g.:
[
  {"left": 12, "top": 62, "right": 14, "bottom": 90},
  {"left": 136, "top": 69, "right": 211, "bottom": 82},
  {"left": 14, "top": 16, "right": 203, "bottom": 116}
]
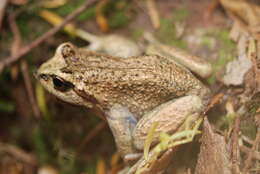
[{"left": 36, "top": 42, "right": 211, "bottom": 162}]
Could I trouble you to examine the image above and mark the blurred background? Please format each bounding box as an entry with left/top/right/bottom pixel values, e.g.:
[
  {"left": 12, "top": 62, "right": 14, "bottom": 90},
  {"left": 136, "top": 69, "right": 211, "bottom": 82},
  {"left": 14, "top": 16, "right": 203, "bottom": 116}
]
[{"left": 0, "top": 0, "right": 260, "bottom": 174}]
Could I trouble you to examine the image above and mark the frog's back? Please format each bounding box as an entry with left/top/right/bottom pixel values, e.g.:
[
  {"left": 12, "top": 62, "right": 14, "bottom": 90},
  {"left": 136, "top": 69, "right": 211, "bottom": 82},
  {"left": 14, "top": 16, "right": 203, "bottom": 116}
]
[{"left": 70, "top": 50, "right": 207, "bottom": 118}]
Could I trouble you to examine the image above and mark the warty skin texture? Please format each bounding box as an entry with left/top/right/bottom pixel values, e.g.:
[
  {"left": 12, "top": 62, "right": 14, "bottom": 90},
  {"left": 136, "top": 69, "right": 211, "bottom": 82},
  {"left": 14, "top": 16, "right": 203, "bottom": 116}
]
[{"left": 36, "top": 43, "right": 210, "bottom": 119}]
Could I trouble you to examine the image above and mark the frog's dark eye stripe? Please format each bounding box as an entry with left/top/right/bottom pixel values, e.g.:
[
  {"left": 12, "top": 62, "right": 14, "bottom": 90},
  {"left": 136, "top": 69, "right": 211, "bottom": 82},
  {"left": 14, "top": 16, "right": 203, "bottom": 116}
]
[{"left": 52, "top": 76, "right": 74, "bottom": 92}]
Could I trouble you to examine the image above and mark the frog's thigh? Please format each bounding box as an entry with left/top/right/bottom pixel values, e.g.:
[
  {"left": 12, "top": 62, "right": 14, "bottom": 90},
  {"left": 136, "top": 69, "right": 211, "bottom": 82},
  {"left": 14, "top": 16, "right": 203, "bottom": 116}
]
[
  {"left": 133, "top": 95, "right": 204, "bottom": 150},
  {"left": 106, "top": 104, "right": 138, "bottom": 157}
]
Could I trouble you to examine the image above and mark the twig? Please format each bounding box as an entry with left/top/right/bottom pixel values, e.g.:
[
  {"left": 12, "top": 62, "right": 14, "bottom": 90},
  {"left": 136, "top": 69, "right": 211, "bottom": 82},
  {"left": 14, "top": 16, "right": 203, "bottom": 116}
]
[
  {"left": 8, "top": 10, "right": 20, "bottom": 80},
  {"left": 0, "top": 0, "right": 7, "bottom": 31},
  {"left": 240, "top": 145, "right": 260, "bottom": 161},
  {"left": 9, "top": 12, "right": 41, "bottom": 119},
  {"left": 204, "top": 93, "right": 224, "bottom": 113},
  {"left": 146, "top": 0, "right": 160, "bottom": 29},
  {"left": 231, "top": 116, "right": 241, "bottom": 174},
  {"left": 78, "top": 121, "right": 107, "bottom": 152},
  {"left": 21, "top": 60, "right": 41, "bottom": 118},
  {"left": 0, "top": 0, "right": 98, "bottom": 73},
  {"left": 242, "top": 135, "right": 254, "bottom": 145},
  {"left": 243, "top": 126, "right": 260, "bottom": 172},
  {"left": 8, "top": 13, "right": 21, "bottom": 57},
  {"left": 0, "top": 142, "right": 37, "bottom": 166}
]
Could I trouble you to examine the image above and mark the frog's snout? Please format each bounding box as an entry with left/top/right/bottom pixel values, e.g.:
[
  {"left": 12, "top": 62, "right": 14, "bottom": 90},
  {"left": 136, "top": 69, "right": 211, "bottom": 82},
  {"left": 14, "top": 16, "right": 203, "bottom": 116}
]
[{"left": 34, "top": 69, "right": 47, "bottom": 81}]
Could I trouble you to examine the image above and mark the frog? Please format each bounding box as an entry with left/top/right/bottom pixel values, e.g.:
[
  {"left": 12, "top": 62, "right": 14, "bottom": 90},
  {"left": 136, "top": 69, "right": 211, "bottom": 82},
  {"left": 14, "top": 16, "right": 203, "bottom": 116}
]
[{"left": 35, "top": 41, "right": 211, "bottom": 170}]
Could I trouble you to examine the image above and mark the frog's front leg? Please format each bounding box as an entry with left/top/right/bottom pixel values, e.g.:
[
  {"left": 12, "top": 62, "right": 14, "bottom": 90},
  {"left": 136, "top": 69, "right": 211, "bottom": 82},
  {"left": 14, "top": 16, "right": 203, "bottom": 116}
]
[
  {"left": 106, "top": 95, "right": 204, "bottom": 162},
  {"left": 133, "top": 95, "right": 204, "bottom": 150},
  {"left": 106, "top": 104, "right": 140, "bottom": 161}
]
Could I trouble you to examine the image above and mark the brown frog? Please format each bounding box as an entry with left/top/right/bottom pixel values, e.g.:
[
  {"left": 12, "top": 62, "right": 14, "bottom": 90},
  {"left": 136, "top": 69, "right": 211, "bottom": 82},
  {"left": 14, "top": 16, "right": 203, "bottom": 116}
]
[{"left": 36, "top": 41, "right": 211, "bottom": 165}]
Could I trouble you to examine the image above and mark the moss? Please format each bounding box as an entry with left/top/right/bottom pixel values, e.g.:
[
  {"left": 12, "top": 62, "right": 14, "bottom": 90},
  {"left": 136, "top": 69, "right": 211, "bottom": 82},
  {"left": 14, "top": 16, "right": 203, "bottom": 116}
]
[
  {"left": 0, "top": 100, "right": 15, "bottom": 113},
  {"left": 207, "top": 49, "right": 234, "bottom": 84},
  {"left": 241, "top": 121, "right": 257, "bottom": 139},
  {"left": 108, "top": 10, "right": 129, "bottom": 29},
  {"left": 240, "top": 103, "right": 259, "bottom": 139},
  {"left": 156, "top": 8, "right": 189, "bottom": 49},
  {"left": 77, "top": 8, "right": 96, "bottom": 21},
  {"left": 200, "top": 36, "right": 216, "bottom": 49},
  {"left": 157, "top": 18, "right": 175, "bottom": 43},
  {"left": 106, "top": 0, "right": 133, "bottom": 29},
  {"left": 54, "top": 0, "right": 96, "bottom": 21},
  {"left": 58, "top": 149, "right": 78, "bottom": 174},
  {"left": 33, "top": 126, "right": 50, "bottom": 165},
  {"left": 131, "top": 28, "right": 144, "bottom": 40},
  {"left": 84, "top": 158, "right": 98, "bottom": 174},
  {"left": 205, "top": 29, "right": 236, "bottom": 84},
  {"left": 17, "top": 17, "right": 31, "bottom": 37},
  {"left": 172, "top": 7, "right": 190, "bottom": 22},
  {"left": 55, "top": 0, "right": 133, "bottom": 29}
]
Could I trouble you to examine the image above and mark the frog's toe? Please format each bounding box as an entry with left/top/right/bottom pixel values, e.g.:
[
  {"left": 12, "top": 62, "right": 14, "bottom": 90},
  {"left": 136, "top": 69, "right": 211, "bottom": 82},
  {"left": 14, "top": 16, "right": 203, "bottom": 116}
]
[{"left": 124, "top": 153, "right": 143, "bottom": 162}]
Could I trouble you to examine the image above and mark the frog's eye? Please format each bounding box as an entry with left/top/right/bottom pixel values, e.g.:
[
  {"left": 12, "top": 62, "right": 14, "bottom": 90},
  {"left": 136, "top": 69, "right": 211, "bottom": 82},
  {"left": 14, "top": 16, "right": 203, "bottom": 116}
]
[{"left": 52, "top": 76, "right": 74, "bottom": 92}]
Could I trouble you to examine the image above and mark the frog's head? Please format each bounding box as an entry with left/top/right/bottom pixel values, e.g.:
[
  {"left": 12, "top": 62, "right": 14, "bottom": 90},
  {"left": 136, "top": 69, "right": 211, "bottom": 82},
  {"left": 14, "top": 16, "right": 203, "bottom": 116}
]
[{"left": 36, "top": 42, "right": 94, "bottom": 108}]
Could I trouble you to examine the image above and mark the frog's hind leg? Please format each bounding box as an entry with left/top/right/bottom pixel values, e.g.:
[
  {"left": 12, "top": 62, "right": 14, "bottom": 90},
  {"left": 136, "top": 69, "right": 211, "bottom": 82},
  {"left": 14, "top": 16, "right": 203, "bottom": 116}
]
[
  {"left": 106, "top": 104, "right": 141, "bottom": 162},
  {"left": 132, "top": 95, "right": 204, "bottom": 150}
]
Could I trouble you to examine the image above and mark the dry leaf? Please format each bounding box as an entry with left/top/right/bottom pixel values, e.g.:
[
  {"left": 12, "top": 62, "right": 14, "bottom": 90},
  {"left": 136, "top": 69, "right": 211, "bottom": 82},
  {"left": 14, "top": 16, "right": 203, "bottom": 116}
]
[
  {"left": 223, "top": 35, "right": 252, "bottom": 86},
  {"left": 96, "top": 14, "right": 108, "bottom": 33},
  {"left": 223, "top": 55, "right": 252, "bottom": 86},
  {"left": 110, "top": 152, "right": 122, "bottom": 174},
  {"left": 96, "top": 0, "right": 108, "bottom": 32},
  {"left": 195, "top": 118, "right": 232, "bottom": 174},
  {"left": 220, "top": 0, "right": 260, "bottom": 38}
]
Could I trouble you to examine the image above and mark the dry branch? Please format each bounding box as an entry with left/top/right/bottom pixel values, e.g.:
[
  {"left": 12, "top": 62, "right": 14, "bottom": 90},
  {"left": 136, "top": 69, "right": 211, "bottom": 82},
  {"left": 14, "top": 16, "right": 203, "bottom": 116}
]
[
  {"left": 0, "top": 142, "right": 37, "bottom": 166},
  {"left": 0, "top": 0, "right": 98, "bottom": 73},
  {"left": 0, "top": 0, "right": 7, "bottom": 31},
  {"left": 9, "top": 12, "right": 41, "bottom": 118},
  {"left": 243, "top": 127, "right": 260, "bottom": 172},
  {"left": 231, "top": 116, "right": 241, "bottom": 174}
]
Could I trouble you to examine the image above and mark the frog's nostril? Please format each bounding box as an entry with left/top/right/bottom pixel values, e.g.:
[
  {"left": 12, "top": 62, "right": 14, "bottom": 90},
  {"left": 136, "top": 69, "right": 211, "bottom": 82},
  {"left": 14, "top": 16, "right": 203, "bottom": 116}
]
[{"left": 38, "top": 74, "right": 49, "bottom": 81}]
